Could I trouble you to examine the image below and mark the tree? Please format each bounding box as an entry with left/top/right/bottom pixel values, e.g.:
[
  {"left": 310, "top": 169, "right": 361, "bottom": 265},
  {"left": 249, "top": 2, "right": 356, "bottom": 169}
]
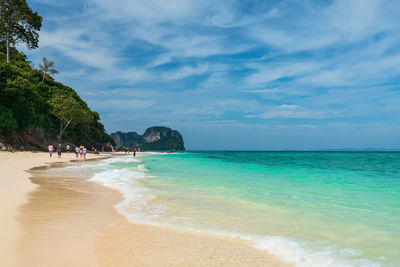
[
  {"left": 0, "top": 44, "right": 115, "bottom": 147},
  {"left": 39, "top": 57, "right": 58, "bottom": 81},
  {"left": 49, "top": 90, "right": 88, "bottom": 140},
  {"left": 0, "top": 0, "right": 42, "bottom": 62},
  {"left": 0, "top": 105, "right": 17, "bottom": 130}
]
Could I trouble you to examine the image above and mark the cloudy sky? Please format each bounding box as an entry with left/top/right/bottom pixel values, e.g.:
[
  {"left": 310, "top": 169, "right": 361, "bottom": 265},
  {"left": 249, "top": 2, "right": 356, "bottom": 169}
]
[{"left": 24, "top": 0, "right": 400, "bottom": 150}]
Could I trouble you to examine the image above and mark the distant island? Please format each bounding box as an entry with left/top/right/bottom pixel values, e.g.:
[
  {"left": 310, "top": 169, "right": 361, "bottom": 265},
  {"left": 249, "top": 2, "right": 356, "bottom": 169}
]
[{"left": 111, "top": 126, "right": 185, "bottom": 151}]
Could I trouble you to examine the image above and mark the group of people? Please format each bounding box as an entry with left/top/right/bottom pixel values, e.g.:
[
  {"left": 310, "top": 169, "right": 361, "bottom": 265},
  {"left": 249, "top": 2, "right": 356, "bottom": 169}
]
[
  {"left": 48, "top": 144, "right": 88, "bottom": 159},
  {"left": 123, "top": 147, "right": 137, "bottom": 157},
  {"left": 74, "top": 145, "right": 88, "bottom": 159}
]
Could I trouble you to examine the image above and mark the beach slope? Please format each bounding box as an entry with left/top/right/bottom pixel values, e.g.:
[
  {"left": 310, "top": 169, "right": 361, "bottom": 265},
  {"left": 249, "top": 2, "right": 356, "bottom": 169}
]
[
  {"left": 0, "top": 151, "right": 289, "bottom": 267},
  {"left": 0, "top": 152, "right": 109, "bottom": 266}
]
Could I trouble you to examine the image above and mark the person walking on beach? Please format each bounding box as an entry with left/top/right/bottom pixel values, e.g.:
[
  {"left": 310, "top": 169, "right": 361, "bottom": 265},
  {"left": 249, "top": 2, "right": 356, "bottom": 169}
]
[
  {"left": 83, "top": 146, "right": 87, "bottom": 160},
  {"left": 48, "top": 144, "right": 54, "bottom": 157},
  {"left": 66, "top": 144, "right": 70, "bottom": 153},
  {"left": 57, "top": 144, "right": 62, "bottom": 158},
  {"left": 79, "top": 146, "right": 83, "bottom": 158},
  {"left": 133, "top": 148, "right": 136, "bottom": 157},
  {"left": 75, "top": 146, "right": 79, "bottom": 158}
]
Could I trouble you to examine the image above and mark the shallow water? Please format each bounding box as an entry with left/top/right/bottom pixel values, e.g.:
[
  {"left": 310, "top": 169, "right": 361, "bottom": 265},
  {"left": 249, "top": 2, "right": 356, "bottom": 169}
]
[{"left": 68, "top": 152, "right": 400, "bottom": 266}]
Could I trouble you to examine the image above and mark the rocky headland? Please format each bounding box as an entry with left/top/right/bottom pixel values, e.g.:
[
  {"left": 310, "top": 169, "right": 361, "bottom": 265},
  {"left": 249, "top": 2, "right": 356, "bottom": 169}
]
[{"left": 111, "top": 126, "right": 185, "bottom": 151}]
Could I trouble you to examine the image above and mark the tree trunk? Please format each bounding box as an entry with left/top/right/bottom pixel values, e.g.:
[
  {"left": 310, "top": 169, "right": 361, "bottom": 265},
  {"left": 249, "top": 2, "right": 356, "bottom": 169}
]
[
  {"left": 58, "top": 119, "right": 72, "bottom": 141},
  {"left": 6, "top": 17, "right": 10, "bottom": 63},
  {"left": 6, "top": 34, "right": 10, "bottom": 63},
  {"left": 58, "top": 120, "right": 63, "bottom": 141}
]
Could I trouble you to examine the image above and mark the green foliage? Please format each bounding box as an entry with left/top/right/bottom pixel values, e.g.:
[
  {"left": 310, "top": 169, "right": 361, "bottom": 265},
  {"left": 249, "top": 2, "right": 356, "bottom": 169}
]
[
  {"left": 0, "top": 43, "right": 115, "bottom": 146},
  {"left": 0, "top": 105, "right": 17, "bottom": 129},
  {"left": 49, "top": 89, "right": 88, "bottom": 139},
  {"left": 141, "top": 137, "right": 184, "bottom": 150},
  {"left": 0, "top": 0, "right": 42, "bottom": 62}
]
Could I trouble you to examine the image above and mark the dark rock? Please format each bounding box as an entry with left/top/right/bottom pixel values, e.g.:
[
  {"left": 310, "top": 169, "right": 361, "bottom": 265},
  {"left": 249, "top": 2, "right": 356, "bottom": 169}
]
[
  {"left": 111, "top": 131, "right": 141, "bottom": 148},
  {"left": 0, "top": 135, "right": 13, "bottom": 151},
  {"left": 1, "top": 128, "right": 73, "bottom": 151},
  {"left": 111, "top": 126, "right": 185, "bottom": 151},
  {"left": 0, "top": 128, "right": 114, "bottom": 152}
]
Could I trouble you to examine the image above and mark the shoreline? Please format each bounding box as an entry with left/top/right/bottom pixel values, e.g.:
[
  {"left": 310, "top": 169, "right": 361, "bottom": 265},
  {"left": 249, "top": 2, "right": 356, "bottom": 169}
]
[
  {"left": 1, "top": 151, "right": 290, "bottom": 266},
  {"left": 95, "top": 217, "right": 290, "bottom": 266},
  {"left": 0, "top": 151, "right": 112, "bottom": 266}
]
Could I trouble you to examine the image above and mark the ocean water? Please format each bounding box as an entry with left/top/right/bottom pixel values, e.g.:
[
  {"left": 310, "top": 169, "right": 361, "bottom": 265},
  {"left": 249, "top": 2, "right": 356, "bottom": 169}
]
[{"left": 86, "top": 152, "right": 400, "bottom": 266}]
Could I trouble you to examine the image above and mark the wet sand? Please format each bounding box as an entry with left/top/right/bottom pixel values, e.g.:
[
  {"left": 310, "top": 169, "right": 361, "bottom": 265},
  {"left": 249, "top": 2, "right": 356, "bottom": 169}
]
[
  {"left": 0, "top": 151, "right": 110, "bottom": 267},
  {"left": 96, "top": 218, "right": 290, "bottom": 267},
  {"left": 16, "top": 172, "right": 121, "bottom": 267},
  {"left": 2, "top": 152, "right": 290, "bottom": 266}
]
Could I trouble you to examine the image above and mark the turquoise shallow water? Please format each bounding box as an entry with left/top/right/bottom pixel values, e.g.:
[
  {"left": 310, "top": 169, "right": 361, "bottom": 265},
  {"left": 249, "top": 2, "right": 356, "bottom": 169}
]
[{"left": 92, "top": 152, "right": 400, "bottom": 266}]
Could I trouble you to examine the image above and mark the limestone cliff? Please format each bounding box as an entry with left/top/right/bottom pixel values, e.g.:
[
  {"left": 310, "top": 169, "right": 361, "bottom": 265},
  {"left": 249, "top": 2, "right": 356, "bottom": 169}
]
[{"left": 111, "top": 126, "right": 185, "bottom": 151}]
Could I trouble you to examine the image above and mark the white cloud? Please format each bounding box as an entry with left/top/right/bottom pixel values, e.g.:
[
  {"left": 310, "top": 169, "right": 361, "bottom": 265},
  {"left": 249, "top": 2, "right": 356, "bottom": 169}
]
[
  {"left": 245, "top": 89, "right": 281, "bottom": 94},
  {"left": 245, "top": 61, "right": 323, "bottom": 86},
  {"left": 162, "top": 64, "right": 210, "bottom": 80},
  {"left": 39, "top": 29, "right": 117, "bottom": 68},
  {"left": 23, "top": 0, "right": 400, "bottom": 149},
  {"left": 88, "top": 0, "right": 209, "bottom": 23},
  {"left": 245, "top": 104, "right": 331, "bottom": 119},
  {"left": 90, "top": 99, "right": 154, "bottom": 112},
  {"left": 249, "top": 0, "right": 400, "bottom": 53}
]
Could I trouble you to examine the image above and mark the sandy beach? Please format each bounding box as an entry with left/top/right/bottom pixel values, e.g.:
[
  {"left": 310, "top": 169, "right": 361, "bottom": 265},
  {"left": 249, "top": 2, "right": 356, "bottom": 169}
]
[
  {"left": 0, "top": 151, "right": 111, "bottom": 266},
  {"left": 0, "top": 151, "right": 289, "bottom": 267}
]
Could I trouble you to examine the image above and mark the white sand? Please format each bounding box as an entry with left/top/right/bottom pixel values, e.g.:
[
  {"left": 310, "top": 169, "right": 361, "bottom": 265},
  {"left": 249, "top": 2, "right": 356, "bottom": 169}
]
[
  {"left": 0, "top": 151, "right": 109, "bottom": 266},
  {"left": 0, "top": 151, "right": 290, "bottom": 267}
]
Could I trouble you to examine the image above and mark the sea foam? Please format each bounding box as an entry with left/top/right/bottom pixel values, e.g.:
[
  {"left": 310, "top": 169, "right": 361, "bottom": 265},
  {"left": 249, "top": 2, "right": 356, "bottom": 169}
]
[{"left": 87, "top": 156, "right": 381, "bottom": 267}]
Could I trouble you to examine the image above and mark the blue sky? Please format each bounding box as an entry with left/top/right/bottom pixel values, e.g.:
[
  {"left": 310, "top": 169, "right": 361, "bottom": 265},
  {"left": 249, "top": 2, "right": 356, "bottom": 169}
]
[{"left": 24, "top": 0, "right": 400, "bottom": 150}]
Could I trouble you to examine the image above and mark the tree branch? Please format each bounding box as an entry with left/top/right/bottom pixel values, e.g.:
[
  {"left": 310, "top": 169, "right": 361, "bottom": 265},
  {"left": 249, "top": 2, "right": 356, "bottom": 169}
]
[{"left": 62, "top": 118, "right": 72, "bottom": 133}]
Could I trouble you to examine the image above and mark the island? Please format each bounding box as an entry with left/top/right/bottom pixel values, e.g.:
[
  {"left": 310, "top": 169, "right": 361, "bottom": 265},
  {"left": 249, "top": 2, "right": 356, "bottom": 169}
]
[{"left": 111, "top": 126, "right": 185, "bottom": 151}]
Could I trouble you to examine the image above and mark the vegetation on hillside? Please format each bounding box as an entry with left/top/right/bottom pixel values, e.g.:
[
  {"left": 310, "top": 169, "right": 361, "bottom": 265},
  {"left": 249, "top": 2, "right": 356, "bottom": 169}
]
[
  {"left": 111, "top": 127, "right": 185, "bottom": 151},
  {"left": 0, "top": 0, "right": 114, "bottom": 147},
  {"left": 140, "top": 137, "right": 184, "bottom": 151},
  {"left": 0, "top": 44, "right": 114, "bottom": 145}
]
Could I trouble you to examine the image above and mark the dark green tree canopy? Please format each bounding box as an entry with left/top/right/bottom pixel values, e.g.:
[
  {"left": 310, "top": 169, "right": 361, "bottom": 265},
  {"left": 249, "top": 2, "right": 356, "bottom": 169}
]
[
  {"left": 0, "top": 105, "right": 17, "bottom": 129},
  {"left": 0, "top": 43, "right": 115, "bottom": 146},
  {"left": 49, "top": 89, "right": 88, "bottom": 140},
  {"left": 0, "top": 0, "right": 42, "bottom": 62},
  {"left": 0, "top": 3, "right": 114, "bottom": 147}
]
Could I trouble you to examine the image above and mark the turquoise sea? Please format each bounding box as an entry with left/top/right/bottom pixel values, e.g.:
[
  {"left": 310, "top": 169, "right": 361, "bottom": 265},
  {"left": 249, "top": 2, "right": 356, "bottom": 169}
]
[{"left": 88, "top": 152, "right": 400, "bottom": 266}]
